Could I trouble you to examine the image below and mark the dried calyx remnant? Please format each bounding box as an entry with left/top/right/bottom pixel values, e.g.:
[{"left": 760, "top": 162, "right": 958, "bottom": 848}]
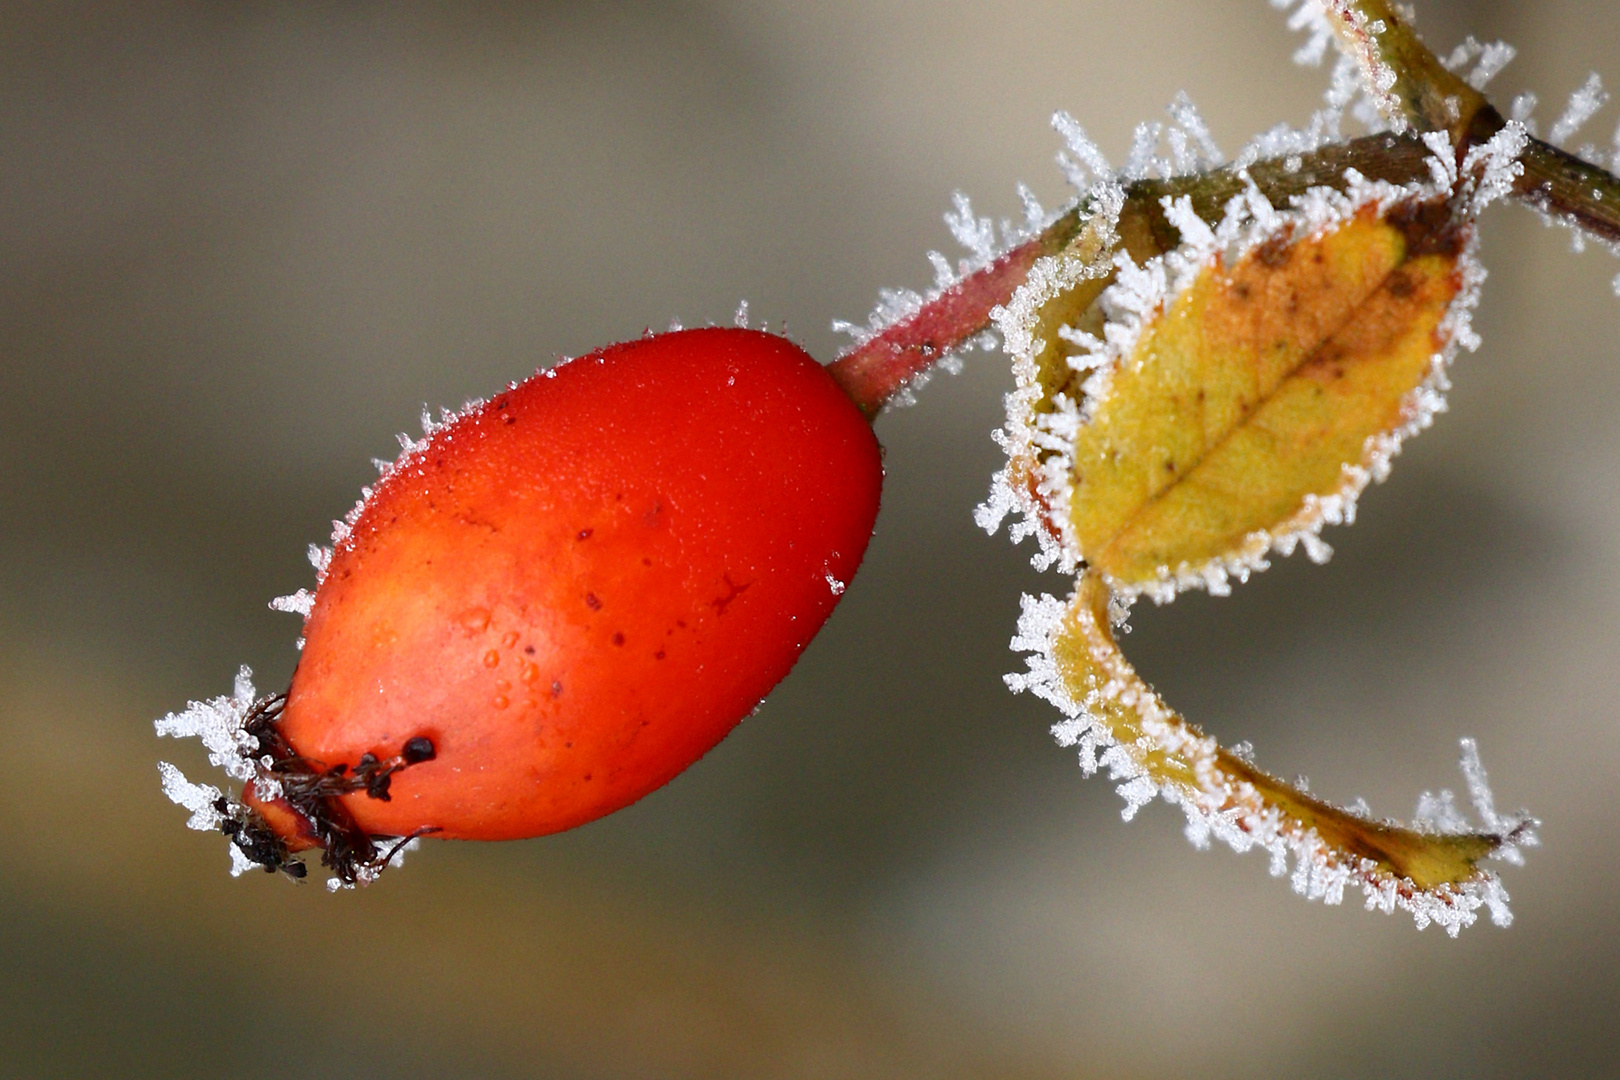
[
  {"left": 157, "top": 667, "right": 437, "bottom": 888},
  {"left": 828, "top": 0, "right": 1620, "bottom": 934}
]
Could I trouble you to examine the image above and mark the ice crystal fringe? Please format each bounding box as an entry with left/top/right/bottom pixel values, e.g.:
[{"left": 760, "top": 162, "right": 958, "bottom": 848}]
[
  {"left": 1004, "top": 590, "right": 1536, "bottom": 934},
  {"left": 976, "top": 186, "right": 1124, "bottom": 574},
  {"left": 830, "top": 186, "right": 1050, "bottom": 370}
]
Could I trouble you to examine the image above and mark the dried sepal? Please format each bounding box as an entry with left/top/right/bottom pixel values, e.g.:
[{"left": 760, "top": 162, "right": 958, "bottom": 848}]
[{"left": 1006, "top": 575, "right": 1536, "bottom": 935}]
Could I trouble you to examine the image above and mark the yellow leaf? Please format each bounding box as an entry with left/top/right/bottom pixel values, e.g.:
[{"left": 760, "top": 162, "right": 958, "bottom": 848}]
[
  {"left": 1067, "top": 202, "right": 1462, "bottom": 591},
  {"left": 1028, "top": 573, "right": 1519, "bottom": 931}
]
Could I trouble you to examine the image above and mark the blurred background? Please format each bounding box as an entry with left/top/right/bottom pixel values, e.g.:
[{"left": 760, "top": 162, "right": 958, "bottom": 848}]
[{"left": 3, "top": 1, "right": 1618, "bottom": 1076}]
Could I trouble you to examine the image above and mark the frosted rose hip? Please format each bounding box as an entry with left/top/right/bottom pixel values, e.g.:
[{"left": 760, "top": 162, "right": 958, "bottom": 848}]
[{"left": 272, "top": 328, "right": 882, "bottom": 845}]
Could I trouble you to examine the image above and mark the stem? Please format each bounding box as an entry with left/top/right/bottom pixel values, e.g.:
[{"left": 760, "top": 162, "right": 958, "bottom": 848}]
[
  {"left": 826, "top": 217, "right": 1084, "bottom": 419},
  {"left": 1324, "top": 0, "right": 1620, "bottom": 245},
  {"left": 1321, "top": 0, "right": 1489, "bottom": 140},
  {"left": 828, "top": 134, "right": 1443, "bottom": 416},
  {"left": 1514, "top": 138, "right": 1620, "bottom": 248}
]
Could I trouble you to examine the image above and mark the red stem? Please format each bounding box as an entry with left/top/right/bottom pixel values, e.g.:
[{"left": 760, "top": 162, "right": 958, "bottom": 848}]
[{"left": 826, "top": 234, "right": 1062, "bottom": 419}]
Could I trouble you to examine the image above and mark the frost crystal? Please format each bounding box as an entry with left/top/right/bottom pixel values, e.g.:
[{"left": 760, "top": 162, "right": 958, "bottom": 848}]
[
  {"left": 269, "top": 588, "right": 315, "bottom": 617},
  {"left": 156, "top": 668, "right": 284, "bottom": 877},
  {"left": 1549, "top": 73, "right": 1608, "bottom": 149},
  {"left": 1442, "top": 37, "right": 1516, "bottom": 92}
]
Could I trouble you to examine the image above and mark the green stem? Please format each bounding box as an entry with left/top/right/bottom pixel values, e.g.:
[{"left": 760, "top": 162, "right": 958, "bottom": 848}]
[{"left": 1514, "top": 138, "right": 1620, "bottom": 248}]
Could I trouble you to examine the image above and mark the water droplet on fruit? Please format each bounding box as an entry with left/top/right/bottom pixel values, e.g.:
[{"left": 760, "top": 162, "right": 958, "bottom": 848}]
[
  {"left": 501, "top": 631, "right": 519, "bottom": 648},
  {"left": 520, "top": 662, "right": 540, "bottom": 684},
  {"left": 457, "top": 607, "right": 492, "bottom": 634},
  {"left": 491, "top": 695, "right": 510, "bottom": 710},
  {"left": 483, "top": 650, "right": 500, "bottom": 668}
]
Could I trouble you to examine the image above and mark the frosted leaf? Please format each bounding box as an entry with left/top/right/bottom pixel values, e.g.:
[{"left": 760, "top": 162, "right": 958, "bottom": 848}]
[
  {"left": 989, "top": 139, "right": 1484, "bottom": 602},
  {"left": 1004, "top": 579, "right": 1531, "bottom": 935},
  {"left": 1549, "top": 73, "right": 1608, "bottom": 149}
]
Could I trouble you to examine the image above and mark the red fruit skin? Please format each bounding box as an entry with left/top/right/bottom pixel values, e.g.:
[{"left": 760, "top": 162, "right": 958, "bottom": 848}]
[{"left": 276, "top": 328, "right": 882, "bottom": 841}]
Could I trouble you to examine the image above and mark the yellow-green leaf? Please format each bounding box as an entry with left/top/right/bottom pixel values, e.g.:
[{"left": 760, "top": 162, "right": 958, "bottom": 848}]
[
  {"left": 1067, "top": 202, "right": 1462, "bottom": 591},
  {"left": 1021, "top": 573, "right": 1520, "bottom": 931}
]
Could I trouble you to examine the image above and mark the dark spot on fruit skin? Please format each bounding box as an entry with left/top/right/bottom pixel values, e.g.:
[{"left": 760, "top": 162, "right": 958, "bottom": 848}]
[
  {"left": 552, "top": 680, "right": 563, "bottom": 697},
  {"left": 585, "top": 593, "right": 602, "bottom": 611},
  {"left": 525, "top": 645, "right": 536, "bottom": 655},
  {"left": 654, "top": 649, "right": 666, "bottom": 660},
  {"left": 577, "top": 528, "right": 593, "bottom": 541},
  {"left": 583, "top": 773, "right": 592, "bottom": 782},
  {"left": 711, "top": 574, "right": 751, "bottom": 615},
  {"left": 642, "top": 558, "right": 652, "bottom": 567},
  {"left": 612, "top": 632, "right": 625, "bottom": 646},
  {"left": 504, "top": 415, "right": 517, "bottom": 425}
]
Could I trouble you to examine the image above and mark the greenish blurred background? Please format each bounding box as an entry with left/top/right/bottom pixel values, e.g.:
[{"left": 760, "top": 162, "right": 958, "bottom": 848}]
[{"left": 3, "top": 1, "right": 1619, "bottom": 1076}]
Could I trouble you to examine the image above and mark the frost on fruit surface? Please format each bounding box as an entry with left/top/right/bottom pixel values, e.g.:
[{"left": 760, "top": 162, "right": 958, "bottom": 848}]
[{"left": 1006, "top": 579, "right": 1537, "bottom": 935}]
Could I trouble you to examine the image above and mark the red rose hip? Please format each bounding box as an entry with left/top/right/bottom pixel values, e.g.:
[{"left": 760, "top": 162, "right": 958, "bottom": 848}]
[{"left": 176, "top": 328, "right": 882, "bottom": 881}]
